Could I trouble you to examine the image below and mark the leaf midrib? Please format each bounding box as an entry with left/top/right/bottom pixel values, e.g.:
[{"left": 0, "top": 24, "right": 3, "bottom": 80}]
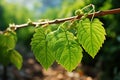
[
  {"left": 90, "top": 22, "right": 94, "bottom": 55},
  {"left": 64, "top": 29, "right": 72, "bottom": 70}
]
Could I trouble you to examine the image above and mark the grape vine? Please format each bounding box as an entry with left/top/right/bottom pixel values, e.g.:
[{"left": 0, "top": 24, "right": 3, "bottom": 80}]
[{"left": 0, "top": 4, "right": 120, "bottom": 71}]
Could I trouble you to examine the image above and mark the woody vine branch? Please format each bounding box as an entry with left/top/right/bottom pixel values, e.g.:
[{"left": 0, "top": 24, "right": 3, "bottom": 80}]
[{"left": 3, "top": 8, "right": 120, "bottom": 32}]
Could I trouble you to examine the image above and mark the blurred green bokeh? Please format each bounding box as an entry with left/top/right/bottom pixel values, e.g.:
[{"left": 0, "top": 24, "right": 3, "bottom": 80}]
[{"left": 0, "top": 0, "right": 120, "bottom": 80}]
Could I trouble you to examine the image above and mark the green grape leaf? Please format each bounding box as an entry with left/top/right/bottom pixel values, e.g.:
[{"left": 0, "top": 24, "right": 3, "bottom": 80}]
[
  {"left": 0, "top": 31, "right": 17, "bottom": 49},
  {"left": 9, "top": 50, "right": 23, "bottom": 70},
  {"left": 0, "top": 31, "right": 17, "bottom": 66},
  {"left": 31, "top": 27, "right": 55, "bottom": 69},
  {"left": 53, "top": 25, "right": 83, "bottom": 71},
  {"left": 77, "top": 18, "right": 106, "bottom": 58}
]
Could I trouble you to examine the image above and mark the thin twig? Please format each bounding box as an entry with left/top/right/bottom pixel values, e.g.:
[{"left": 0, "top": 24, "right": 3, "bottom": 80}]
[{"left": 8, "top": 8, "right": 120, "bottom": 30}]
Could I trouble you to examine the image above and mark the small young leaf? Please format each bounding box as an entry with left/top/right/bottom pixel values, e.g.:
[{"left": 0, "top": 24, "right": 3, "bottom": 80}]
[
  {"left": 75, "top": 9, "right": 84, "bottom": 15},
  {"left": 0, "top": 31, "right": 17, "bottom": 49},
  {"left": 9, "top": 50, "right": 23, "bottom": 69},
  {"left": 77, "top": 18, "right": 106, "bottom": 58},
  {"left": 53, "top": 25, "right": 83, "bottom": 71},
  {"left": 31, "top": 27, "right": 55, "bottom": 69}
]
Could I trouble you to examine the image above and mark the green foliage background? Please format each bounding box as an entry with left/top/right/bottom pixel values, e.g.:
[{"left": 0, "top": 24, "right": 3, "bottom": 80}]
[{"left": 0, "top": 0, "right": 120, "bottom": 80}]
